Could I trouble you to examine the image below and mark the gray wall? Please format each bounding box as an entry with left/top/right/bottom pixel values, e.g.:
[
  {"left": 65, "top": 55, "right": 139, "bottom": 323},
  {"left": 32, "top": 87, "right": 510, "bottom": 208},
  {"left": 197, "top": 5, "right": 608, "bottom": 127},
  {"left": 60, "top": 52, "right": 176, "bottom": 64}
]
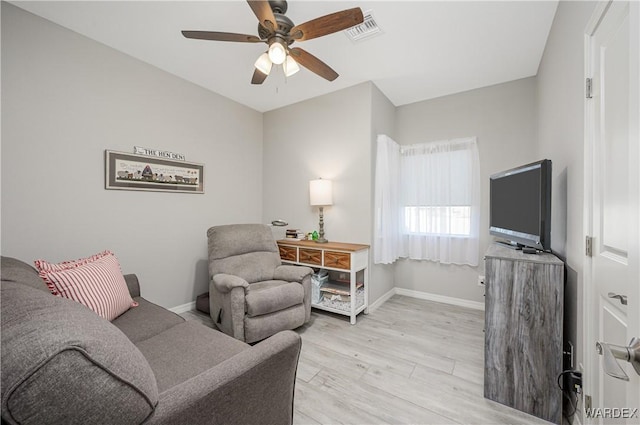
[
  {"left": 262, "top": 83, "right": 373, "bottom": 245},
  {"left": 393, "top": 78, "right": 539, "bottom": 303},
  {"left": 369, "top": 83, "right": 396, "bottom": 303},
  {"left": 1, "top": 3, "right": 264, "bottom": 309},
  {"left": 262, "top": 82, "right": 398, "bottom": 304},
  {"left": 536, "top": 0, "right": 598, "bottom": 407}
]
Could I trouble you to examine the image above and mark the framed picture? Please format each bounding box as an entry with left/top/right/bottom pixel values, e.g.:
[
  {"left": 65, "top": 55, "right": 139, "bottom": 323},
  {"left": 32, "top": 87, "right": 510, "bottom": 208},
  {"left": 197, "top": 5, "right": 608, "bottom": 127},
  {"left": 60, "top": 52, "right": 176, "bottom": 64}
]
[{"left": 105, "top": 150, "right": 204, "bottom": 193}]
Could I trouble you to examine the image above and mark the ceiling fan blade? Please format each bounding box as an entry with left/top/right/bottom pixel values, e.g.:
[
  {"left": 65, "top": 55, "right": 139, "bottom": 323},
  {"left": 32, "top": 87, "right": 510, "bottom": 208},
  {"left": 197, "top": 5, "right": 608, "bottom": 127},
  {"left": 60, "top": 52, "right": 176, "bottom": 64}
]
[
  {"left": 289, "top": 48, "right": 338, "bottom": 82},
  {"left": 181, "top": 31, "right": 263, "bottom": 43},
  {"left": 290, "top": 8, "right": 364, "bottom": 42},
  {"left": 246, "top": 0, "right": 277, "bottom": 32},
  {"left": 251, "top": 68, "right": 268, "bottom": 85}
]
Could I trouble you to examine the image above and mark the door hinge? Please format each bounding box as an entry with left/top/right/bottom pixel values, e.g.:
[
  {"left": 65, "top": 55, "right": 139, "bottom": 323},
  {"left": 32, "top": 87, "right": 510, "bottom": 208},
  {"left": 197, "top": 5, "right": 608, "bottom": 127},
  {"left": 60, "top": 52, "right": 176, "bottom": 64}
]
[
  {"left": 586, "top": 235, "right": 594, "bottom": 257},
  {"left": 586, "top": 78, "right": 593, "bottom": 99}
]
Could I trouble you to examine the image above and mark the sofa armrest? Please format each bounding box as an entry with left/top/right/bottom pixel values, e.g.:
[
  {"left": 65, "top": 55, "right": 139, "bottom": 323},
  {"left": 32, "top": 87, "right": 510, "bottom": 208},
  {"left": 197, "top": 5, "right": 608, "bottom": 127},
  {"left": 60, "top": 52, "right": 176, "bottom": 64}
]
[
  {"left": 273, "top": 265, "right": 313, "bottom": 282},
  {"left": 123, "top": 274, "right": 141, "bottom": 298},
  {"left": 212, "top": 273, "right": 249, "bottom": 294},
  {"left": 148, "top": 330, "right": 301, "bottom": 425}
]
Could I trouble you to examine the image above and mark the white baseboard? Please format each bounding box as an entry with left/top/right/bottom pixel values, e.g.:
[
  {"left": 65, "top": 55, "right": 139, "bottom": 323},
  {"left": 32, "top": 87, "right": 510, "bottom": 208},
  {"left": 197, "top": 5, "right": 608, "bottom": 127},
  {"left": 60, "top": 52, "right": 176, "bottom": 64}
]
[
  {"left": 394, "top": 288, "right": 485, "bottom": 311},
  {"left": 367, "top": 287, "right": 397, "bottom": 313},
  {"left": 169, "top": 289, "right": 483, "bottom": 315},
  {"left": 169, "top": 301, "right": 196, "bottom": 314}
]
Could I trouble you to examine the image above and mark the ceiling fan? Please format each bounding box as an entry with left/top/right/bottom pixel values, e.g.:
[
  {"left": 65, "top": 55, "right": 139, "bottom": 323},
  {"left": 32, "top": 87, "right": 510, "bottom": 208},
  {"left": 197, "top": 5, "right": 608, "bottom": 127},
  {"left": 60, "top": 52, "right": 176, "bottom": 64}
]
[{"left": 181, "top": 0, "right": 364, "bottom": 85}]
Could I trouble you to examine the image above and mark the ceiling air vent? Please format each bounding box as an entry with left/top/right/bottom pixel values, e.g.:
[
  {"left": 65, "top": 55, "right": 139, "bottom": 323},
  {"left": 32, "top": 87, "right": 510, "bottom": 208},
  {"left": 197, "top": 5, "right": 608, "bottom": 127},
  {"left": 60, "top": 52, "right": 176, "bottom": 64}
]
[{"left": 344, "top": 10, "right": 381, "bottom": 42}]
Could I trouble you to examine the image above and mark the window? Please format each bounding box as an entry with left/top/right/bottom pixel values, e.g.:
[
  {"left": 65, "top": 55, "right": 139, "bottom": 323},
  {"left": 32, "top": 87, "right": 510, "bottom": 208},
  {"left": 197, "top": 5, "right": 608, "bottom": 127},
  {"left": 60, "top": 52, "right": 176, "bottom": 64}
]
[
  {"left": 374, "top": 135, "right": 480, "bottom": 266},
  {"left": 404, "top": 206, "right": 471, "bottom": 236}
]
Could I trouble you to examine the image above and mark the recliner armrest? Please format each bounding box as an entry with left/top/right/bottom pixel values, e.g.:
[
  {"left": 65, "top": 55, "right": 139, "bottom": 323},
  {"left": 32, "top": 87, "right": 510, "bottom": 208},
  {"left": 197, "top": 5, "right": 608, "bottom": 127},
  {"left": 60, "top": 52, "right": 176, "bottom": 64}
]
[
  {"left": 273, "top": 265, "right": 313, "bottom": 283},
  {"left": 148, "top": 330, "right": 301, "bottom": 425},
  {"left": 212, "top": 273, "right": 249, "bottom": 293}
]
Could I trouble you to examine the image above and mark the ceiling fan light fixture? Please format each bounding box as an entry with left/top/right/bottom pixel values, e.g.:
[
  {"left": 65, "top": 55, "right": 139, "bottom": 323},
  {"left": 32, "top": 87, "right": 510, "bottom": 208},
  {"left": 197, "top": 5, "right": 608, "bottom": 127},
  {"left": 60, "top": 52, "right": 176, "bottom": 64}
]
[
  {"left": 254, "top": 52, "right": 272, "bottom": 75},
  {"left": 283, "top": 55, "right": 300, "bottom": 77},
  {"left": 268, "top": 40, "right": 287, "bottom": 65},
  {"left": 182, "top": 1, "right": 362, "bottom": 85}
]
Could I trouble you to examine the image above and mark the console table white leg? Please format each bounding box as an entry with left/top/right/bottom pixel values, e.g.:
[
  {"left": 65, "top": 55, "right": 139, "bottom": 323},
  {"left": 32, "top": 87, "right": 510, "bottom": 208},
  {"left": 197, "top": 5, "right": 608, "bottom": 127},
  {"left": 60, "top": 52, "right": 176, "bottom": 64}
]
[
  {"left": 363, "top": 266, "right": 370, "bottom": 314},
  {"left": 350, "top": 271, "right": 356, "bottom": 324}
]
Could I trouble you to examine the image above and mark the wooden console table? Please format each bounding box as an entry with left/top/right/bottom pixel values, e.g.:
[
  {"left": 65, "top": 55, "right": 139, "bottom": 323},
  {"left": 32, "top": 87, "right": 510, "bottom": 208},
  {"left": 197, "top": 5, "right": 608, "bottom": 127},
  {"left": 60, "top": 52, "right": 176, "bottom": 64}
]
[{"left": 276, "top": 240, "right": 369, "bottom": 324}]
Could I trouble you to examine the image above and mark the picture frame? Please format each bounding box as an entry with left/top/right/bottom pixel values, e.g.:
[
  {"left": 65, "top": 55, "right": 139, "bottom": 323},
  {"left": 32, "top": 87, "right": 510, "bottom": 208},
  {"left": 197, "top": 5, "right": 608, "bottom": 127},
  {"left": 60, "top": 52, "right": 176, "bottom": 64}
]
[{"left": 105, "top": 150, "right": 204, "bottom": 193}]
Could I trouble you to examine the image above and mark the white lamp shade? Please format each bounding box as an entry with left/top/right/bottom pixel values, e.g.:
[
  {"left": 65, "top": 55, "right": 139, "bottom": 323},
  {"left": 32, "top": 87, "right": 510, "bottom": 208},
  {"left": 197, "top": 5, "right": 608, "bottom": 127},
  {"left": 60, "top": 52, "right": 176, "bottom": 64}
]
[
  {"left": 254, "top": 53, "right": 272, "bottom": 75},
  {"left": 309, "top": 179, "right": 333, "bottom": 206},
  {"left": 284, "top": 55, "right": 300, "bottom": 77},
  {"left": 268, "top": 41, "right": 286, "bottom": 65}
]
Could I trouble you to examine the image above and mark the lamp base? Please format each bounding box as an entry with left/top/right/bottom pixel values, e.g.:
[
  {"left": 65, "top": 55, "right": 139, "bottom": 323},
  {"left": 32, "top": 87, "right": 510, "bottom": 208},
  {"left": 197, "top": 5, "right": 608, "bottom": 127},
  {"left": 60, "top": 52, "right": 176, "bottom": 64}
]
[{"left": 316, "top": 206, "right": 329, "bottom": 244}]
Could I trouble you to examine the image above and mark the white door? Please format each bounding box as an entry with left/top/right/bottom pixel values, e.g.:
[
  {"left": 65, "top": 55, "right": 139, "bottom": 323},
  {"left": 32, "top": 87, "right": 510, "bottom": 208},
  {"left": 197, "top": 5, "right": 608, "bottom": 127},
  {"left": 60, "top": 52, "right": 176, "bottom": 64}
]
[{"left": 585, "top": 1, "right": 640, "bottom": 424}]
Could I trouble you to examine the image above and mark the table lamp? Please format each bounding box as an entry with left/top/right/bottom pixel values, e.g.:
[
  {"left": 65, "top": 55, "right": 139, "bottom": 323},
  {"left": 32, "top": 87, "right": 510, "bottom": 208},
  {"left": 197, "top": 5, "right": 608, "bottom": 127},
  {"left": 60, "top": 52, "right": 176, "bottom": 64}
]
[{"left": 309, "top": 178, "right": 333, "bottom": 243}]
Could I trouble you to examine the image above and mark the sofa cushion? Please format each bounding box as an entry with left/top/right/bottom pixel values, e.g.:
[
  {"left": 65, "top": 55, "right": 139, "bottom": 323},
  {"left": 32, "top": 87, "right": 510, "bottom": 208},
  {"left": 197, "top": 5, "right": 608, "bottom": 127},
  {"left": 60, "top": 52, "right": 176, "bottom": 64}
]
[
  {"left": 245, "top": 280, "right": 304, "bottom": 317},
  {"left": 1, "top": 282, "right": 158, "bottom": 425},
  {"left": 112, "top": 297, "right": 185, "bottom": 344},
  {"left": 135, "top": 321, "right": 248, "bottom": 393},
  {"left": 0, "top": 256, "right": 49, "bottom": 292},
  {"left": 34, "top": 251, "right": 135, "bottom": 321}
]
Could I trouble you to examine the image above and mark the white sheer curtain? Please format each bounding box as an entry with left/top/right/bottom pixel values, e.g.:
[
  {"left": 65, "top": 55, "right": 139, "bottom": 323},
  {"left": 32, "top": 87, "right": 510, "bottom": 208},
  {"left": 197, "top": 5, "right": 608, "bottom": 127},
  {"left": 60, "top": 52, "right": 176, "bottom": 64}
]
[
  {"left": 374, "top": 135, "right": 480, "bottom": 266},
  {"left": 374, "top": 135, "right": 402, "bottom": 264}
]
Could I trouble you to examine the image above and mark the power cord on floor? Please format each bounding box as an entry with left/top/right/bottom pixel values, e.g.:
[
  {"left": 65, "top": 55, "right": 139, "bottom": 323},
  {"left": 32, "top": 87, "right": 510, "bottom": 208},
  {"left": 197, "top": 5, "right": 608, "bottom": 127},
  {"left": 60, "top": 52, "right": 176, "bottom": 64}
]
[{"left": 557, "top": 370, "right": 581, "bottom": 424}]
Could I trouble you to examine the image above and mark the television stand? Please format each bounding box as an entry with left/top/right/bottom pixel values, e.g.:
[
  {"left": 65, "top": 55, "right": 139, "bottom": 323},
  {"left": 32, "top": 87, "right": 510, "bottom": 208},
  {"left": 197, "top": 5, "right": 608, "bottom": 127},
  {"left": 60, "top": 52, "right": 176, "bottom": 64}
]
[{"left": 484, "top": 243, "right": 564, "bottom": 423}]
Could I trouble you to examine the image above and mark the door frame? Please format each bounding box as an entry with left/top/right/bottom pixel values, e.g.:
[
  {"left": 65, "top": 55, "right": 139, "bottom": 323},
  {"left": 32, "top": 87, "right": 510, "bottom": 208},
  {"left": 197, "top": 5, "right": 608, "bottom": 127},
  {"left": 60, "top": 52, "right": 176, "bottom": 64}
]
[
  {"left": 583, "top": 0, "right": 640, "bottom": 422},
  {"left": 582, "top": 3, "right": 609, "bottom": 420}
]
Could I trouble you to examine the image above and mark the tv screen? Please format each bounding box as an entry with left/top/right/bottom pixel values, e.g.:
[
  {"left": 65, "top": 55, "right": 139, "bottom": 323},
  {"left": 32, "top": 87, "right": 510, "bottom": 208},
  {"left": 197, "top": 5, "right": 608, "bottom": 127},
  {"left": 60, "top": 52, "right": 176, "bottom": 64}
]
[{"left": 490, "top": 159, "right": 551, "bottom": 251}]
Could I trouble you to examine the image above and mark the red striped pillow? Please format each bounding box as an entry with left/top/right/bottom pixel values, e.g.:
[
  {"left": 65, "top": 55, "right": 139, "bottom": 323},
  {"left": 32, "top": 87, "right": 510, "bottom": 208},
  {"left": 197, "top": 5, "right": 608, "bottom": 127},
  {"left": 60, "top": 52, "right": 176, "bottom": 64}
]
[{"left": 35, "top": 251, "right": 135, "bottom": 321}]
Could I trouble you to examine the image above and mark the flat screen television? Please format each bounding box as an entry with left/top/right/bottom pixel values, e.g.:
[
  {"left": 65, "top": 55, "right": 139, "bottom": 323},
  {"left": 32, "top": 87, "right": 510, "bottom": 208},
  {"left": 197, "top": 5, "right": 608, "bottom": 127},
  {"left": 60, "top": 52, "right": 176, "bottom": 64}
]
[{"left": 489, "top": 159, "right": 552, "bottom": 251}]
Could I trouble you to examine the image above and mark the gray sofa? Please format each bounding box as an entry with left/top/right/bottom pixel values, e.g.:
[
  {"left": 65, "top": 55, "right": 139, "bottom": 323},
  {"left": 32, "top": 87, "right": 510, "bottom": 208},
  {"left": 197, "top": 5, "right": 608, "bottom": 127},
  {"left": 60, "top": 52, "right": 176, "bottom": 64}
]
[{"left": 0, "top": 256, "right": 301, "bottom": 425}]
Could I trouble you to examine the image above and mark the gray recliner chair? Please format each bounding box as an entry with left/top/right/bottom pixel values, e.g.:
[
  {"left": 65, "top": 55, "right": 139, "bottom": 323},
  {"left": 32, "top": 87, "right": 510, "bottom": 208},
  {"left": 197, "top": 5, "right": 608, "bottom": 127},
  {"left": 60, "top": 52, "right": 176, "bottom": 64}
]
[{"left": 207, "top": 224, "right": 313, "bottom": 343}]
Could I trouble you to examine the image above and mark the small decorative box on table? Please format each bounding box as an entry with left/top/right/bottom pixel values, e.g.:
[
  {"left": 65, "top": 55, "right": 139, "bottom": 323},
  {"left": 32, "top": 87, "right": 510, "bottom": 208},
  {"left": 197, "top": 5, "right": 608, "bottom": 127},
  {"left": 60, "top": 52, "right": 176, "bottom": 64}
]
[{"left": 276, "top": 240, "right": 369, "bottom": 324}]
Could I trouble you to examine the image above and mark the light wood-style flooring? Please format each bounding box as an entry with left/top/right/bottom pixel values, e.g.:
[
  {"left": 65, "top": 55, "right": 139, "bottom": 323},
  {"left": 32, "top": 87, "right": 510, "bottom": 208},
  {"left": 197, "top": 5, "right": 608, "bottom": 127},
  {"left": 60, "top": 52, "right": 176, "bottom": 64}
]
[{"left": 182, "top": 295, "right": 551, "bottom": 425}]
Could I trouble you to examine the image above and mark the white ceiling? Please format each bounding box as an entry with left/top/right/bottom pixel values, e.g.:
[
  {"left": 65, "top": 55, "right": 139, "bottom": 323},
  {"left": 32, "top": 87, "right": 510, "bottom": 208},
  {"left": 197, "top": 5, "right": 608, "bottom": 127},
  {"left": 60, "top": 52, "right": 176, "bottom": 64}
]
[{"left": 10, "top": 0, "right": 559, "bottom": 112}]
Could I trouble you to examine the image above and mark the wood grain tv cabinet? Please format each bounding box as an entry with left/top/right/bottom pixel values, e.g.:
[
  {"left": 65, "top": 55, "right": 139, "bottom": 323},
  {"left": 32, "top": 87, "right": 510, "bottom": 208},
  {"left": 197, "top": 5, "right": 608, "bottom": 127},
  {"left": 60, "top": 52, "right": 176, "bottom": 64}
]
[
  {"left": 276, "top": 240, "right": 369, "bottom": 324},
  {"left": 484, "top": 243, "right": 564, "bottom": 424}
]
